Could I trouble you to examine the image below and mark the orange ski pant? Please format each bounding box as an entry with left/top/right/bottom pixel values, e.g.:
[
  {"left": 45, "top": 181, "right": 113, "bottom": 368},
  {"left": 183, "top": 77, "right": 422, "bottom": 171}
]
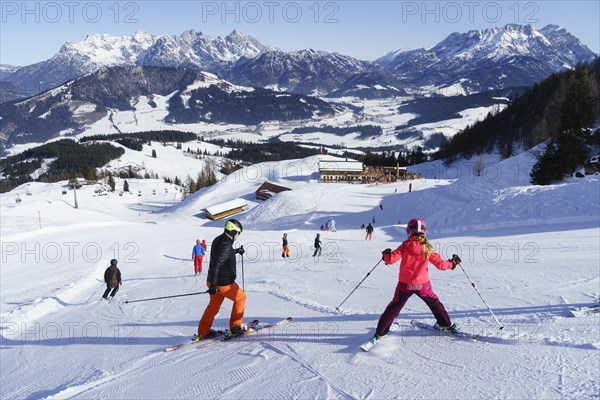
[{"left": 198, "top": 282, "right": 246, "bottom": 337}]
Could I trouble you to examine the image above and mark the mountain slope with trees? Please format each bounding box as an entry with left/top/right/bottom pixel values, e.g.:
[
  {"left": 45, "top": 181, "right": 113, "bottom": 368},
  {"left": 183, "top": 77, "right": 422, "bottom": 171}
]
[{"left": 435, "top": 58, "right": 600, "bottom": 174}]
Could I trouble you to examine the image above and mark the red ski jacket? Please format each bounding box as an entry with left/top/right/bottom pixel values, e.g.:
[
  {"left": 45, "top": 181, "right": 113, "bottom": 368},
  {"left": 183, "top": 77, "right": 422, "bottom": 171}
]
[{"left": 382, "top": 236, "right": 453, "bottom": 284}]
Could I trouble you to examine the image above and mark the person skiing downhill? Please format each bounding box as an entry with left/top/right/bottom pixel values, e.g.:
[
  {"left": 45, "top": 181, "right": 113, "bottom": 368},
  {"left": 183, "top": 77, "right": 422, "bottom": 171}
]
[
  {"left": 329, "top": 218, "right": 337, "bottom": 232},
  {"left": 196, "top": 219, "right": 246, "bottom": 340},
  {"left": 192, "top": 239, "right": 206, "bottom": 275},
  {"left": 313, "top": 233, "right": 322, "bottom": 257},
  {"left": 366, "top": 218, "right": 462, "bottom": 346},
  {"left": 365, "top": 223, "right": 374, "bottom": 240},
  {"left": 102, "top": 259, "right": 121, "bottom": 300},
  {"left": 282, "top": 233, "right": 290, "bottom": 258}
]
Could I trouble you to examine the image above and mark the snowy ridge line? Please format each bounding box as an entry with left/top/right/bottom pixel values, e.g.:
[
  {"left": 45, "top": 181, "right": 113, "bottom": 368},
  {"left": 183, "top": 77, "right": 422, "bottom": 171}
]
[
  {"left": 1, "top": 220, "right": 133, "bottom": 241},
  {"left": 0, "top": 262, "right": 108, "bottom": 327},
  {"left": 434, "top": 216, "right": 600, "bottom": 237}
]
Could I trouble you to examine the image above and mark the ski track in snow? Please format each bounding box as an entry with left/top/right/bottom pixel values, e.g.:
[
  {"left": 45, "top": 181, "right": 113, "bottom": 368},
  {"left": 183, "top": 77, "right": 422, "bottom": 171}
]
[
  {"left": 1, "top": 154, "right": 599, "bottom": 399},
  {"left": 261, "top": 341, "right": 356, "bottom": 400}
]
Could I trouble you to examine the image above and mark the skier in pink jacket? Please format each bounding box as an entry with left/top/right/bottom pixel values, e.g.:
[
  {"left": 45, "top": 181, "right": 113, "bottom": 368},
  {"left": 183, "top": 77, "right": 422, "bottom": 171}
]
[{"left": 370, "top": 218, "right": 462, "bottom": 344}]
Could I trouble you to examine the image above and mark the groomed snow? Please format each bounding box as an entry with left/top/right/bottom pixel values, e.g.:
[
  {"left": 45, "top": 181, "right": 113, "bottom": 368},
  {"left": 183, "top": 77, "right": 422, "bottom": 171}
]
[{"left": 1, "top": 154, "right": 598, "bottom": 399}]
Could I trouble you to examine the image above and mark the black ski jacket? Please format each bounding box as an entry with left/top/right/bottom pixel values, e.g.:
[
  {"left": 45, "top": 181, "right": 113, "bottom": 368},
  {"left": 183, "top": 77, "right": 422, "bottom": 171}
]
[
  {"left": 104, "top": 266, "right": 121, "bottom": 289},
  {"left": 207, "top": 232, "right": 237, "bottom": 286}
]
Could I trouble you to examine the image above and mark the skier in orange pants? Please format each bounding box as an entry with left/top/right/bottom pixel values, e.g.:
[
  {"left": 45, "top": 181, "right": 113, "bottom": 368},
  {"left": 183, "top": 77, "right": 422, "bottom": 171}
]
[{"left": 197, "top": 219, "right": 247, "bottom": 339}]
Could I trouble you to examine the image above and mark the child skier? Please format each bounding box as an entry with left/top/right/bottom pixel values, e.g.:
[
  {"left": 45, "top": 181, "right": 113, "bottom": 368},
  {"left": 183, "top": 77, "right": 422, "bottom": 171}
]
[
  {"left": 102, "top": 259, "right": 122, "bottom": 301},
  {"left": 282, "top": 233, "right": 290, "bottom": 258},
  {"left": 366, "top": 218, "right": 462, "bottom": 346},
  {"left": 192, "top": 239, "right": 206, "bottom": 275},
  {"left": 312, "top": 233, "right": 322, "bottom": 257}
]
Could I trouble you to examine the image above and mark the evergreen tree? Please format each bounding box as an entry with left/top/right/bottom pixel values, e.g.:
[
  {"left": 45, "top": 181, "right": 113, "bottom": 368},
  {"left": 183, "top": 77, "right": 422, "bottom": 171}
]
[
  {"left": 107, "top": 173, "right": 115, "bottom": 191},
  {"left": 152, "top": 149, "right": 157, "bottom": 158},
  {"left": 559, "top": 66, "right": 597, "bottom": 136},
  {"left": 82, "top": 165, "right": 97, "bottom": 182},
  {"left": 532, "top": 65, "right": 598, "bottom": 185},
  {"left": 530, "top": 140, "right": 562, "bottom": 185}
]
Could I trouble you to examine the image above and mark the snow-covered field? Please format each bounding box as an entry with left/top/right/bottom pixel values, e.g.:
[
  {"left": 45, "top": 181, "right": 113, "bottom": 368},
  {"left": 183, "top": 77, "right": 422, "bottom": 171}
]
[
  {"left": 1, "top": 154, "right": 599, "bottom": 399},
  {"left": 49, "top": 95, "right": 504, "bottom": 153}
]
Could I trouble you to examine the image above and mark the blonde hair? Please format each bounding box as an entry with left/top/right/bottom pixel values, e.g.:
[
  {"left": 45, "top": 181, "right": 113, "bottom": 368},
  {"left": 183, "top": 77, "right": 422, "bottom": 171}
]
[{"left": 417, "top": 234, "right": 434, "bottom": 259}]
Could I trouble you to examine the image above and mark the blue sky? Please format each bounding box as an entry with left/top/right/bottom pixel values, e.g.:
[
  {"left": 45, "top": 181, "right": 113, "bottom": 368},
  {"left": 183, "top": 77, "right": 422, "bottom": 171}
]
[{"left": 1, "top": 1, "right": 599, "bottom": 66}]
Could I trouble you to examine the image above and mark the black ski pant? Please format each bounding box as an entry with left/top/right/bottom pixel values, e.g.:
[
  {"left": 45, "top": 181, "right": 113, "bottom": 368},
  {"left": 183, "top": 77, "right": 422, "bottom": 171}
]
[{"left": 102, "top": 286, "right": 119, "bottom": 299}]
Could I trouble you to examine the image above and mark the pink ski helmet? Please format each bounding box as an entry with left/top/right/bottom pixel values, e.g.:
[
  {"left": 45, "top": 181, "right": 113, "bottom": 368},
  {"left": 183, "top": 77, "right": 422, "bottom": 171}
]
[{"left": 406, "top": 218, "right": 426, "bottom": 237}]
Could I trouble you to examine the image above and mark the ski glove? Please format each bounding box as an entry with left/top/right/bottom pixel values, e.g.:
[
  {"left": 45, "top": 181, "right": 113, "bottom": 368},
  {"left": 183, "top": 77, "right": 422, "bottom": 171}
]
[
  {"left": 235, "top": 246, "right": 245, "bottom": 256},
  {"left": 207, "top": 286, "right": 219, "bottom": 295},
  {"left": 449, "top": 254, "right": 462, "bottom": 269},
  {"left": 382, "top": 248, "right": 392, "bottom": 256}
]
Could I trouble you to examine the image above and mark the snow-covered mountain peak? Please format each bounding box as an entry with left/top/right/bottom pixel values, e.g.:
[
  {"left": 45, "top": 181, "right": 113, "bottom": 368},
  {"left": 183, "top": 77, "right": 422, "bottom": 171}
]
[
  {"left": 59, "top": 31, "right": 159, "bottom": 66},
  {"left": 377, "top": 23, "right": 596, "bottom": 93}
]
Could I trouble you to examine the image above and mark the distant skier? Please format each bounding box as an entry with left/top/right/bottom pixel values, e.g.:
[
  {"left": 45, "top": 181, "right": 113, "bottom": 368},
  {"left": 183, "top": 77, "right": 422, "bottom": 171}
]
[
  {"left": 192, "top": 239, "right": 206, "bottom": 275},
  {"left": 365, "top": 218, "right": 462, "bottom": 347},
  {"left": 409, "top": 183, "right": 412, "bottom": 192},
  {"left": 320, "top": 224, "right": 325, "bottom": 231},
  {"left": 313, "top": 233, "right": 322, "bottom": 257},
  {"left": 102, "top": 259, "right": 122, "bottom": 301},
  {"left": 282, "top": 233, "right": 290, "bottom": 258},
  {"left": 365, "top": 223, "right": 374, "bottom": 240},
  {"left": 360, "top": 223, "right": 365, "bottom": 230},
  {"left": 380, "top": 203, "right": 383, "bottom": 211},
  {"left": 324, "top": 220, "right": 330, "bottom": 231},
  {"left": 196, "top": 219, "right": 246, "bottom": 340},
  {"left": 329, "top": 218, "right": 337, "bottom": 232},
  {"left": 201, "top": 239, "right": 207, "bottom": 251},
  {"left": 372, "top": 216, "right": 376, "bottom": 224}
]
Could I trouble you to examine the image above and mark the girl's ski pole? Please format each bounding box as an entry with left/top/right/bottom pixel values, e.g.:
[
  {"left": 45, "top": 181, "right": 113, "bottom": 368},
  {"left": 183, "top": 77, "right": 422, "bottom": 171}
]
[
  {"left": 457, "top": 263, "right": 504, "bottom": 330},
  {"left": 335, "top": 259, "right": 383, "bottom": 311}
]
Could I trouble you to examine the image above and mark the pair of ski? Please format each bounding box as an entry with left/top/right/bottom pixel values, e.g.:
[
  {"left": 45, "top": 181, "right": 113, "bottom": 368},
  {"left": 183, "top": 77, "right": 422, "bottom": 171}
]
[
  {"left": 165, "top": 317, "right": 293, "bottom": 352},
  {"left": 360, "top": 320, "right": 479, "bottom": 352}
]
